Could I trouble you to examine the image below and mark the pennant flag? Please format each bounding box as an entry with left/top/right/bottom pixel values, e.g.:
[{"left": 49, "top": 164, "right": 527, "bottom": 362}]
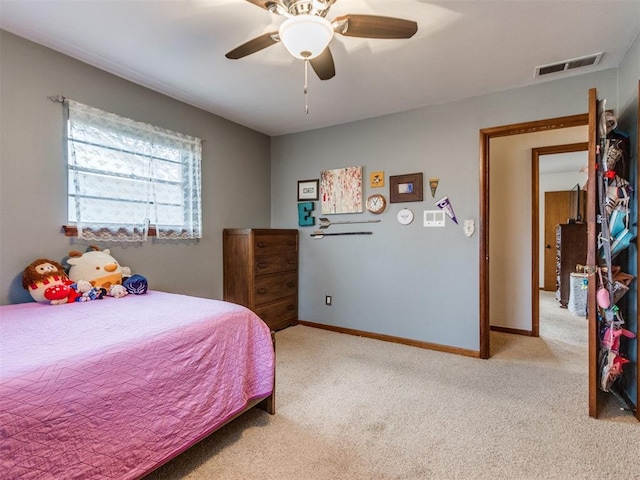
[
  {"left": 435, "top": 195, "right": 458, "bottom": 224},
  {"left": 429, "top": 178, "right": 439, "bottom": 198}
]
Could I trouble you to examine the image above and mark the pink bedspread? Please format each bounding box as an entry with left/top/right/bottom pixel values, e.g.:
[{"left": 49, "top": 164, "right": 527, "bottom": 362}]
[{"left": 0, "top": 291, "right": 274, "bottom": 479}]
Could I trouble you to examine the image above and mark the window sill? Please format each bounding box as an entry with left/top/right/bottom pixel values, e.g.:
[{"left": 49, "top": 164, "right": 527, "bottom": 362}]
[{"left": 62, "top": 225, "right": 158, "bottom": 237}]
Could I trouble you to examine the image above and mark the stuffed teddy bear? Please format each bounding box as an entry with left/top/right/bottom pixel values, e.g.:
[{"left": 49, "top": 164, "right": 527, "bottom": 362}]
[
  {"left": 67, "top": 246, "right": 130, "bottom": 290},
  {"left": 22, "top": 258, "right": 81, "bottom": 305}
]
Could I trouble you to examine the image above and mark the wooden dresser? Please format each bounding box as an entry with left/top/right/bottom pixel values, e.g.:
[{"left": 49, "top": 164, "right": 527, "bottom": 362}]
[
  {"left": 555, "top": 223, "right": 587, "bottom": 308},
  {"left": 223, "top": 228, "right": 298, "bottom": 331}
]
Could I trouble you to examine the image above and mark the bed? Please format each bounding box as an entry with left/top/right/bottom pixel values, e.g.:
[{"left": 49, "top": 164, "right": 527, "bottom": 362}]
[{"left": 0, "top": 291, "right": 275, "bottom": 479}]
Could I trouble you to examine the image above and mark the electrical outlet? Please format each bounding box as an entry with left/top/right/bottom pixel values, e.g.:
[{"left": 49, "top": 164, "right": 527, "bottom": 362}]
[{"left": 325, "top": 295, "right": 332, "bottom": 306}]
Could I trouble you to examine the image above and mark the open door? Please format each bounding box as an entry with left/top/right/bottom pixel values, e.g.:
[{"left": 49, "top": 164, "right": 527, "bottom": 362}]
[
  {"left": 586, "top": 88, "right": 599, "bottom": 418},
  {"left": 531, "top": 143, "right": 589, "bottom": 339},
  {"left": 480, "top": 88, "right": 634, "bottom": 418},
  {"left": 636, "top": 80, "right": 639, "bottom": 422},
  {"left": 587, "top": 84, "right": 640, "bottom": 420}
]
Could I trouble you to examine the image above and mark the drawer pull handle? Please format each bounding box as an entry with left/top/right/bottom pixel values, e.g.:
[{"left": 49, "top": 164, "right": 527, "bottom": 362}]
[
  {"left": 287, "top": 304, "right": 295, "bottom": 310},
  {"left": 257, "top": 262, "right": 268, "bottom": 269},
  {"left": 287, "top": 260, "right": 297, "bottom": 265},
  {"left": 287, "top": 281, "right": 295, "bottom": 287},
  {"left": 257, "top": 288, "right": 267, "bottom": 294},
  {"left": 256, "top": 242, "right": 267, "bottom": 248}
]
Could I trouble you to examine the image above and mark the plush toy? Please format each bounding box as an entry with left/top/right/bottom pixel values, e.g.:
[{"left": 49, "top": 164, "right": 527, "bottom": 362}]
[
  {"left": 72, "top": 280, "right": 105, "bottom": 302},
  {"left": 67, "top": 246, "right": 130, "bottom": 290},
  {"left": 22, "top": 259, "right": 81, "bottom": 305},
  {"left": 108, "top": 284, "right": 128, "bottom": 298},
  {"left": 123, "top": 274, "right": 148, "bottom": 295}
]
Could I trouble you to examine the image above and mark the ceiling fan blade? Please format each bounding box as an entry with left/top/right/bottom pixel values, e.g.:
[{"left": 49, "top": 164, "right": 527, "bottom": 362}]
[
  {"left": 225, "top": 32, "right": 279, "bottom": 59},
  {"left": 333, "top": 14, "right": 418, "bottom": 39},
  {"left": 310, "top": 48, "right": 336, "bottom": 80}
]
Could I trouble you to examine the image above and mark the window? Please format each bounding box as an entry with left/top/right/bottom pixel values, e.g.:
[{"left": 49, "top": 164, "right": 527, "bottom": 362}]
[{"left": 66, "top": 100, "right": 202, "bottom": 242}]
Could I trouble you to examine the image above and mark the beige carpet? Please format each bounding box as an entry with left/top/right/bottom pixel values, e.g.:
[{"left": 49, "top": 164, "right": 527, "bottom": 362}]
[{"left": 145, "top": 291, "right": 639, "bottom": 479}]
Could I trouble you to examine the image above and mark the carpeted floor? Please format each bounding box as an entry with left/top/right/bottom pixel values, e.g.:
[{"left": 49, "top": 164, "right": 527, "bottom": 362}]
[{"left": 144, "top": 291, "right": 638, "bottom": 479}]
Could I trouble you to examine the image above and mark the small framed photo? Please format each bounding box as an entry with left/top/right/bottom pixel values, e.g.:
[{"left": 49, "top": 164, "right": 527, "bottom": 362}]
[
  {"left": 298, "top": 179, "right": 319, "bottom": 201},
  {"left": 389, "top": 173, "right": 423, "bottom": 203},
  {"left": 370, "top": 171, "right": 385, "bottom": 188}
]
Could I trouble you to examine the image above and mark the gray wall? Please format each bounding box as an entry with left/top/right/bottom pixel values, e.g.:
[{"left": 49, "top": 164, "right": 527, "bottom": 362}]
[
  {"left": 1, "top": 27, "right": 638, "bottom": 358},
  {"left": 0, "top": 31, "right": 272, "bottom": 305},
  {"left": 271, "top": 69, "right": 627, "bottom": 352}
]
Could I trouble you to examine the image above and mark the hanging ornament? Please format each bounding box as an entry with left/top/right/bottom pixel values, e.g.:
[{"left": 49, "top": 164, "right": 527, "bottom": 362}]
[{"left": 463, "top": 219, "right": 475, "bottom": 237}]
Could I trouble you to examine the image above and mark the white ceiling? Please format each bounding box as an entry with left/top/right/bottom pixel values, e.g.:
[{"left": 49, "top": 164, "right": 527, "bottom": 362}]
[
  {"left": 539, "top": 151, "right": 588, "bottom": 175},
  {"left": 1, "top": 1, "right": 639, "bottom": 137}
]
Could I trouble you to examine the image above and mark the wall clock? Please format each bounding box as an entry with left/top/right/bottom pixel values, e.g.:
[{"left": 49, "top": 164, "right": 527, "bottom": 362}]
[
  {"left": 366, "top": 194, "right": 387, "bottom": 214},
  {"left": 397, "top": 208, "right": 414, "bottom": 225}
]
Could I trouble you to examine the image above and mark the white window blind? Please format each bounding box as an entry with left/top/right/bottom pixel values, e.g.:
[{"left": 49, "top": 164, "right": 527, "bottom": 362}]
[{"left": 67, "top": 100, "right": 202, "bottom": 242}]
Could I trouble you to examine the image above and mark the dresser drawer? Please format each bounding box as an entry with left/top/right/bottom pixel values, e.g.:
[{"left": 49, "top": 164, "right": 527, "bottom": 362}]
[
  {"left": 254, "top": 234, "right": 297, "bottom": 255},
  {"left": 254, "top": 295, "right": 297, "bottom": 331},
  {"left": 224, "top": 228, "right": 299, "bottom": 332},
  {"left": 254, "top": 272, "right": 297, "bottom": 305},
  {"left": 254, "top": 253, "right": 297, "bottom": 275}
]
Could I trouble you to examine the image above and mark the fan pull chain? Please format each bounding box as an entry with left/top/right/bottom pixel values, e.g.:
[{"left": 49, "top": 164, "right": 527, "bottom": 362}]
[{"left": 304, "top": 58, "right": 309, "bottom": 115}]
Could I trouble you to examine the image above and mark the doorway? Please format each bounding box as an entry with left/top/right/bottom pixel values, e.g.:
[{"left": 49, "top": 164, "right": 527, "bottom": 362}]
[
  {"left": 478, "top": 113, "right": 589, "bottom": 359},
  {"left": 532, "top": 143, "right": 588, "bottom": 337}
]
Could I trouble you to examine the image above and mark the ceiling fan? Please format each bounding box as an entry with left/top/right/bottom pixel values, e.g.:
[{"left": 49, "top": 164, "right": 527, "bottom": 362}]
[{"left": 225, "top": 0, "right": 418, "bottom": 81}]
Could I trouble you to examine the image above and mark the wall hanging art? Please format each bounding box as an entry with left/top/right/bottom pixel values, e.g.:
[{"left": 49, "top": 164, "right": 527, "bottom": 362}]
[
  {"left": 370, "top": 171, "right": 385, "bottom": 188},
  {"left": 389, "top": 173, "right": 423, "bottom": 203},
  {"left": 318, "top": 217, "right": 380, "bottom": 229},
  {"left": 435, "top": 195, "right": 458, "bottom": 224},
  {"left": 298, "top": 179, "right": 319, "bottom": 201},
  {"left": 429, "top": 178, "right": 439, "bottom": 198},
  {"left": 320, "top": 166, "right": 363, "bottom": 214},
  {"left": 297, "top": 201, "right": 315, "bottom": 226}
]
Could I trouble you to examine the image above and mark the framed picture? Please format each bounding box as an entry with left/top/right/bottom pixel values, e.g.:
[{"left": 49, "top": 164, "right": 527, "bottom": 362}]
[
  {"left": 320, "top": 166, "right": 363, "bottom": 214},
  {"left": 298, "top": 179, "right": 319, "bottom": 201},
  {"left": 389, "top": 173, "right": 423, "bottom": 203},
  {"left": 370, "top": 171, "right": 385, "bottom": 188}
]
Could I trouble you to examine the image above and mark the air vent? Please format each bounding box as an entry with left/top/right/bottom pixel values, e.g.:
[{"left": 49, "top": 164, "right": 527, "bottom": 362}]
[{"left": 535, "top": 53, "right": 603, "bottom": 78}]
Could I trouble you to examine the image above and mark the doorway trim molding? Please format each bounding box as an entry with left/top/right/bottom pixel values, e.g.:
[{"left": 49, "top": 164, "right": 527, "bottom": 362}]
[
  {"left": 531, "top": 142, "right": 589, "bottom": 337},
  {"left": 479, "top": 114, "right": 588, "bottom": 359}
]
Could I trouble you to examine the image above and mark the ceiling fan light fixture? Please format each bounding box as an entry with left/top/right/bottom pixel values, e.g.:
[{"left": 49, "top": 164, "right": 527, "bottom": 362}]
[{"left": 279, "top": 14, "right": 333, "bottom": 59}]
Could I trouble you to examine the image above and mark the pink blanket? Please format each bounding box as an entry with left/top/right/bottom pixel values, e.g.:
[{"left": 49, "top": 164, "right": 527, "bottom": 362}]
[{"left": 0, "top": 291, "right": 274, "bottom": 479}]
